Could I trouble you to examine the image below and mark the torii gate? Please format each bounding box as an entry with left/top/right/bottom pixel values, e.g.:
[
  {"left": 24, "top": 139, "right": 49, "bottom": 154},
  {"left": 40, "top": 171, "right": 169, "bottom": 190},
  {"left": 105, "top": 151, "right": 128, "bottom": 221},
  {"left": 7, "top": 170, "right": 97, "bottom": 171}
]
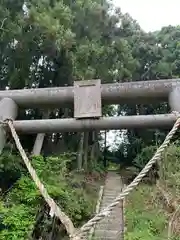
[
  {"left": 0, "top": 79, "right": 179, "bottom": 149},
  {"left": 0, "top": 78, "right": 180, "bottom": 239}
]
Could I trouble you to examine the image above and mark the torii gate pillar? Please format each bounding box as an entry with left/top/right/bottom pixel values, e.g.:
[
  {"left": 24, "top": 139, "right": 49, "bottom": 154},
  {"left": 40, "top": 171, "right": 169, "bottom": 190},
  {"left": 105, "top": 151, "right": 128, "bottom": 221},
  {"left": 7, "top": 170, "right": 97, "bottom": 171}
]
[
  {"left": 0, "top": 98, "right": 18, "bottom": 154},
  {"left": 169, "top": 88, "right": 180, "bottom": 112}
]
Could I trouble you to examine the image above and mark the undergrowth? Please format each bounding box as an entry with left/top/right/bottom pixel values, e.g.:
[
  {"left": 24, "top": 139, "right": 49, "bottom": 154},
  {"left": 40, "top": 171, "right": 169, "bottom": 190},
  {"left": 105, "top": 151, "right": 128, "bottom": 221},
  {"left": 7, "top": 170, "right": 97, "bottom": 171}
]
[
  {"left": 125, "top": 185, "right": 169, "bottom": 240},
  {"left": 0, "top": 153, "right": 105, "bottom": 239},
  {"left": 125, "top": 144, "right": 180, "bottom": 240}
]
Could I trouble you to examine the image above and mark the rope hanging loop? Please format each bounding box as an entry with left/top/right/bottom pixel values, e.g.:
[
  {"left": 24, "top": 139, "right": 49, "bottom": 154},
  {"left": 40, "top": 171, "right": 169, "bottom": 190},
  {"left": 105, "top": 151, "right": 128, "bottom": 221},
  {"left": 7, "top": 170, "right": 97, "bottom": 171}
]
[{"left": 1, "top": 114, "right": 180, "bottom": 239}]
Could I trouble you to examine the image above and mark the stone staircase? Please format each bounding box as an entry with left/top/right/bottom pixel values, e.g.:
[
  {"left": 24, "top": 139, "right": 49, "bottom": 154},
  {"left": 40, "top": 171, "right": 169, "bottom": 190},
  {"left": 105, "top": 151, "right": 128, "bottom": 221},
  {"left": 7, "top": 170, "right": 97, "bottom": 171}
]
[{"left": 92, "top": 171, "right": 124, "bottom": 240}]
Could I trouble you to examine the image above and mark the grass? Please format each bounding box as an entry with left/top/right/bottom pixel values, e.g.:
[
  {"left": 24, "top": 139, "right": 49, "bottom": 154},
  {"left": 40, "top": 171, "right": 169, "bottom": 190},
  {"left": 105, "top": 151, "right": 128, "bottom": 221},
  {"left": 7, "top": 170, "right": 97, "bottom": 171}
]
[
  {"left": 125, "top": 184, "right": 178, "bottom": 240},
  {"left": 124, "top": 144, "right": 180, "bottom": 240},
  {"left": 107, "top": 162, "right": 120, "bottom": 171}
]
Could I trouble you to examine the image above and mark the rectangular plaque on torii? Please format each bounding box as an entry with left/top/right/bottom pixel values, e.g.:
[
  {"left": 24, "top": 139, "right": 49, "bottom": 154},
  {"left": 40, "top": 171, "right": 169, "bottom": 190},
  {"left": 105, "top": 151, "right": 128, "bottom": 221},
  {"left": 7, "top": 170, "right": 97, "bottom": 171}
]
[{"left": 74, "top": 79, "right": 102, "bottom": 119}]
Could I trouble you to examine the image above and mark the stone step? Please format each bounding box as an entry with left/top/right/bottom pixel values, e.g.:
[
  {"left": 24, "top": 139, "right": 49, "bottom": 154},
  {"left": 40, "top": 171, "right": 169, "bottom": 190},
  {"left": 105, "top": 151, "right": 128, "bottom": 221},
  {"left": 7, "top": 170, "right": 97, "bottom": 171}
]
[
  {"left": 100, "top": 200, "right": 122, "bottom": 208},
  {"left": 93, "top": 230, "right": 121, "bottom": 239},
  {"left": 92, "top": 237, "right": 119, "bottom": 240},
  {"left": 101, "top": 196, "right": 119, "bottom": 200},
  {"left": 92, "top": 172, "right": 124, "bottom": 240},
  {"left": 95, "top": 223, "right": 122, "bottom": 230},
  {"left": 100, "top": 198, "right": 116, "bottom": 205}
]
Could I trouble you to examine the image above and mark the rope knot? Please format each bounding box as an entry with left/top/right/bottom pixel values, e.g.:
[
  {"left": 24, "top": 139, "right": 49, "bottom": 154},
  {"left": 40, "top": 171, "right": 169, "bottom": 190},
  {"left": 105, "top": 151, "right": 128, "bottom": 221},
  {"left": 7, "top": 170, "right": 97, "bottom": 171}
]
[
  {"left": 172, "top": 111, "right": 180, "bottom": 118},
  {"left": 0, "top": 118, "right": 13, "bottom": 125}
]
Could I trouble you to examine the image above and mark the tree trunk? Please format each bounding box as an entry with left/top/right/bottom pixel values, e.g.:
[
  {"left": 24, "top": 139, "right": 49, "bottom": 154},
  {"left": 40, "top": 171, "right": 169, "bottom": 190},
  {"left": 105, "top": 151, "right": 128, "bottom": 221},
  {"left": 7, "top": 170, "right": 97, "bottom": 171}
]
[
  {"left": 90, "top": 131, "right": 98, "bottom": 166},
  {"left": 83, "top": 132, "right": 89, "bottom": 171},
  {"left": 93, "top": 131, "right": 101, "bottom": 160},
  {"left": 77, "top": 132, "right": 84, "bottom": 170},
  {"left": 90, "top": 131, "right": 95, "bottom": 162},
  {"left": 32, "top": 111, "right": 49, "bottom": 156},
  {"left": 103, "top": 130, "right": 107, "bottom": 168}
]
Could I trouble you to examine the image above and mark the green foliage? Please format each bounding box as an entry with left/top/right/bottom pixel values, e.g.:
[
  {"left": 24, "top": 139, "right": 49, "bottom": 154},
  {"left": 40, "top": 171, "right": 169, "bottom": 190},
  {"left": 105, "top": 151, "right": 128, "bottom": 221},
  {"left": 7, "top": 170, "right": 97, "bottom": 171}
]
[
  {"left": 125, "top": 186, "right": 169, "bottom": 240},
  {"left": 159, "top": 144, "right": 180, "bottom": 238},
  {"left": 116, "top": 25, "right": 180, "bottom": 167},
  {"left": 125, "top": 145, "right": 180, "bottom": 239},
  {"left": 107, "top": 162, "right": 119, "bottom": 171},
  {"left": 0, "top": 203, "right": 35, "bottom": 240},
  {"left": 88, "top": 160, "right": 106, "bottom": 174},
  {"left": 0, "top": 150, "right": 25, "bottom": 192},
  {"left": 160, "top": 144, "right": 180, "bottom": 199},
  {"left": 133, "top": 145, "right": 157, "bottom": 169},
  {"left": 0, "top": 154, "right": 99, "bottom": 239},
  {"left": 1, "top": 0, "right": 179, "bottom": 166}
]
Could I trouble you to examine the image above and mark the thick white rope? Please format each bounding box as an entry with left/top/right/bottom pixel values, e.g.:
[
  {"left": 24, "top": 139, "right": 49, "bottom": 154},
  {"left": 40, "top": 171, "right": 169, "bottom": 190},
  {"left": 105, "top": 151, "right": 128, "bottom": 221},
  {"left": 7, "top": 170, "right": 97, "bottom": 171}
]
[
  {"left": 4, "top": 116, "right": 180, "bottom": 239},
  {"left": 5, "top": 120, "right": 79, "bottom": 239},
  {"left": 75, "top": 117, "right": 180, "bottom": 236}
]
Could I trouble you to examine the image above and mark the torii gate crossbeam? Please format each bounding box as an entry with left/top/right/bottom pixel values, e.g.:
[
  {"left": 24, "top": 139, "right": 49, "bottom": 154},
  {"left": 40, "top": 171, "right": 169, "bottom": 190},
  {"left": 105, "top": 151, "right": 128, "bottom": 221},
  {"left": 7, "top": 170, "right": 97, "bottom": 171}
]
[
  {"left": 0, "top": 79, "right": 180, "bottom": 153},
  {"left": 0, "top": 79, "right": 179, "bottom": 107},
  {"left": 10, "top": 114, "right": 178, "bottom": 133}
]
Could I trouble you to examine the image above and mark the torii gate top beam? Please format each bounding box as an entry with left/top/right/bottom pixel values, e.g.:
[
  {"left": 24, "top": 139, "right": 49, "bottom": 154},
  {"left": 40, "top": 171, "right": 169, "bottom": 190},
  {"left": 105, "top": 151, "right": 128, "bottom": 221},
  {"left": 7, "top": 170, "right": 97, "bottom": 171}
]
[{"left": 0, "top": 79, "right": 179, "bottom": 107}]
